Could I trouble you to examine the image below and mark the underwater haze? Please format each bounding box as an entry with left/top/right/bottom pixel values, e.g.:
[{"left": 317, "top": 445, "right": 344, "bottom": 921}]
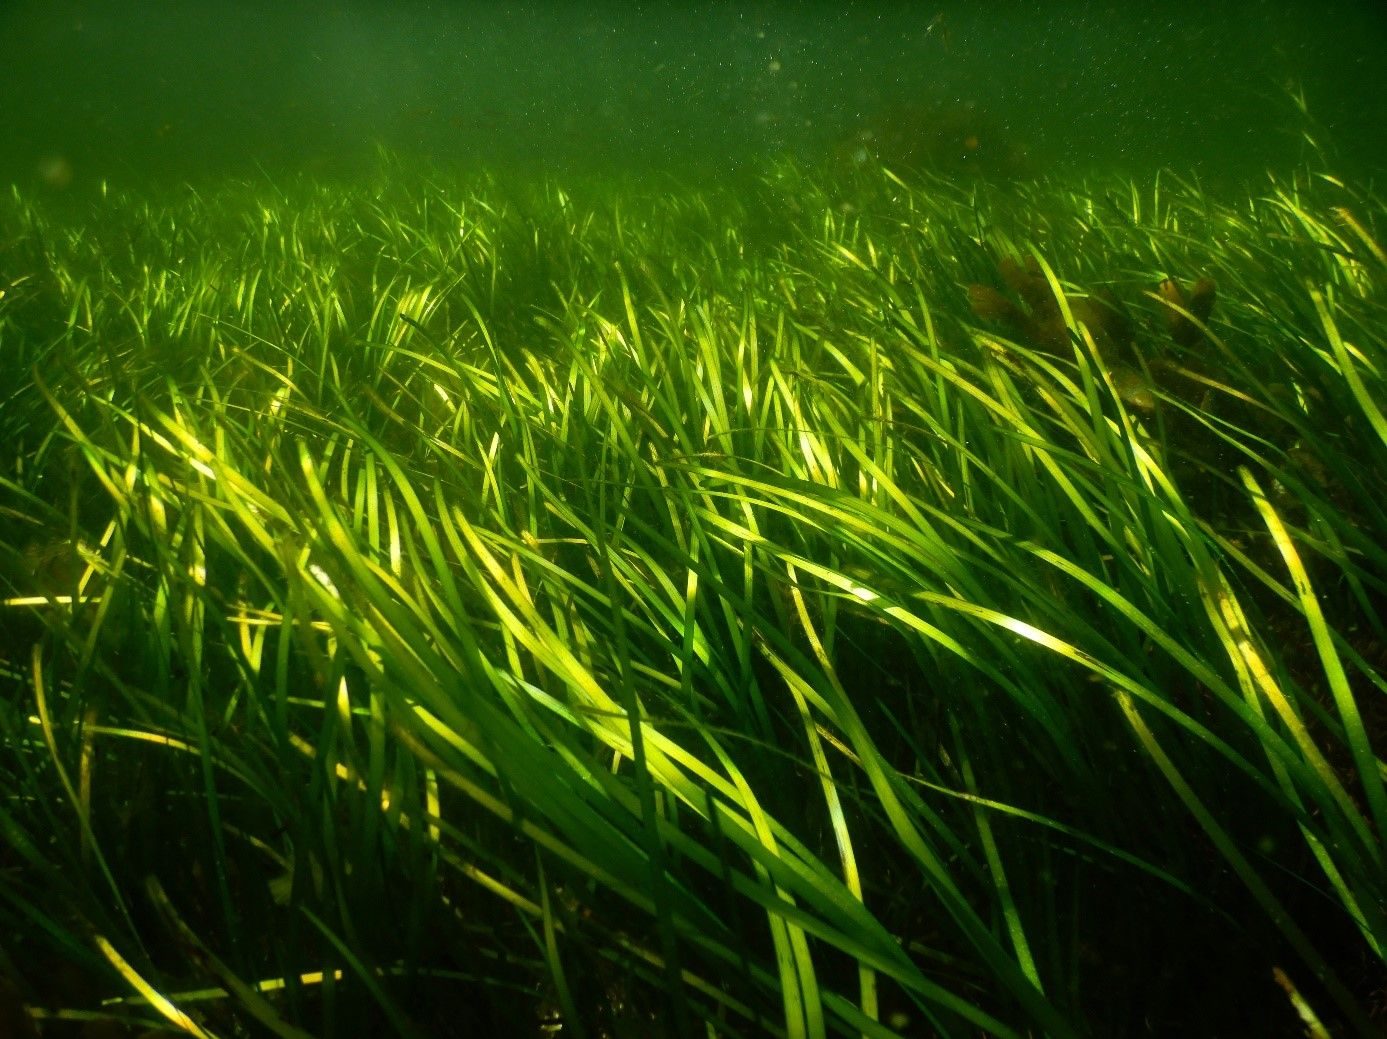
[{"left": 3, "top": 0, "right": 1387, "bottom": 188}]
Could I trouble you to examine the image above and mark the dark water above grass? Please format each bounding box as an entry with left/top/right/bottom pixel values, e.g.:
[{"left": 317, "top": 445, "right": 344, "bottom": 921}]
[{"left": 3, "top": 0, "right": 1386, "bottom": 192}]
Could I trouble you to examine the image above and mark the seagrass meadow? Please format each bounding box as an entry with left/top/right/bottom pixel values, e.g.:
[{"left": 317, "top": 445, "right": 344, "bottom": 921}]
[{"left": 1, "top": 153, "right": 1385, "bottom": 1038}]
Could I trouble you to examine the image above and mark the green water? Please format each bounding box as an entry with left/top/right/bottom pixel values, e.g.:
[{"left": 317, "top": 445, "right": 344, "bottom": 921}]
[{"left": 3, "top": 0, "right": 1386, "bottom": 189}]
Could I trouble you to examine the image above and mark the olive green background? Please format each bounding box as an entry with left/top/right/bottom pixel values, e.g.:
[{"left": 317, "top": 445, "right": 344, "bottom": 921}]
[{"left": 3, "top": 0, "right": 1385, "bottom": 189}]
